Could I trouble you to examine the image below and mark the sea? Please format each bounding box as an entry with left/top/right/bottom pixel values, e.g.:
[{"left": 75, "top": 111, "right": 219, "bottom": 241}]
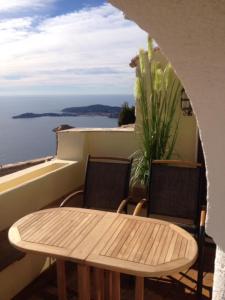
[{"left": 0, "top": 95, "right": 134, "bottom": 165}]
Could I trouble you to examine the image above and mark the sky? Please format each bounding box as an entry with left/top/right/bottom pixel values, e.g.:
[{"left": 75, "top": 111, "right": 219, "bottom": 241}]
[{"left": 0, "top": 0, "right": 147, "bottom": 95}]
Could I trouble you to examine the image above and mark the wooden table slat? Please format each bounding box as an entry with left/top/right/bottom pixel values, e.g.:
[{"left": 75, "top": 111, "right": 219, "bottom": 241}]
[
  {"left": 42, "top": 212, "right": 83, "bottom": 246},
  {"left": 132, "top": 222, "right": 155, "bottom": 263},
  {"left": 19, "top": 210, "right": 56, "bottom": 239},
  {"left": 157, "top": 227, "right": 174, "bottom": 264},
  {"left": 100, "top": 218, "right": 127, "bottom": 256},
  {"left": 119, "top": 221, "right": 146, "bottom": 261},
  {"left": 139, "top": 223, "right": 160, "bottom": 264},
  {"left": 171, "top": 233, "right": 182, "bottom": 261},
  {"left": 25, "top": 210, "right": 70, "bottom": 243}
]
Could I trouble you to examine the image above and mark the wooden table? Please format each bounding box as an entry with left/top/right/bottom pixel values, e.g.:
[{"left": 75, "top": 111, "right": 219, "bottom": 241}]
[{"left": 9, "top": 207, "right": 198, "bottom": 300}]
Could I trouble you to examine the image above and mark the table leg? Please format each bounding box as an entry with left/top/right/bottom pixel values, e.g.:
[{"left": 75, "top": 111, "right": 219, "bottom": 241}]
[
  {"left": 56, "top": 259, "right": 67, "bottom": 300},
  {"left": 104, "top": 271, "right": 111, "bottom": 299},
  {"left": 93, "top": 268, "right": 105, "bottom": 300},
  {"left": 77, "top": 264, "right": 90, "bottom": 300},
  {"left": 135, "top": 276, "right": 144, "bottom": 300},
  {"left": 108, "top": 271, "right": 120, "bottom": 300}
]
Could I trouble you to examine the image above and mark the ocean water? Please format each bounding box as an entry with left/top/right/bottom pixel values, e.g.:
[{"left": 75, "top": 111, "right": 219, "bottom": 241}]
[{"left": 0, "top": 95, "right": 134, "bottom": 165}]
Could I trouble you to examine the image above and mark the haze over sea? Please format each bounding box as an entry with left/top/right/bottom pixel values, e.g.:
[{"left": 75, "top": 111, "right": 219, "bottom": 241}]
[{"left": 0, "top": 95, "right": 134, "bottom": 165}]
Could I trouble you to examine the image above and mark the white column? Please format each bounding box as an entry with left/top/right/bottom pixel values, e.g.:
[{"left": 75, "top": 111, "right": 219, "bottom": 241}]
[{"left": 212, "top": 246, "right": 225, "bottom": 300}]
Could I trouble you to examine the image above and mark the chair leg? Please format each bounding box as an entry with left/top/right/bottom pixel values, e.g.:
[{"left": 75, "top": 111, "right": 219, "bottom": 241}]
[
  {"left": 197, "top": 264, "right": 203, "bottom": 298},
  {"left": 197, "top": 248, "right": 204, "bottom": 298},
  {"left": 197, "top": 227, "right": 205, "bottom": 298}
]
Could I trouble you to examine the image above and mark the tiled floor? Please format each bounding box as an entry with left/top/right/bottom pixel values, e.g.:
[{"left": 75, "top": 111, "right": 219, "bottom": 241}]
[{"left": 14, "top": 245, "right": 215, "bottom": 300}]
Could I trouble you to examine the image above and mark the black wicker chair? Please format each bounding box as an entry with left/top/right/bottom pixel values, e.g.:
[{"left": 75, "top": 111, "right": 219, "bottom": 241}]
[
  {"left": 59, "top": 155, "right": 133, "bottom": 298},
  {"left": 60, "top": 155, "right": 132, "bottom": 212},
  {"left": 134, "top": 160, "right": 206, "bottom": 297}
]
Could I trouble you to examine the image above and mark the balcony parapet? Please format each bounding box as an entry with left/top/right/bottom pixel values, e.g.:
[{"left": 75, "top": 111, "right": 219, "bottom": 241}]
[
  {"left": 56, "top": 127, "right": 137, "bottom": 162},
  {"left": 0, "top": 158, "right": 84, "bottom": 299},
  {"left": 0, "top": 156, "right": 53, "bottom": 177}
]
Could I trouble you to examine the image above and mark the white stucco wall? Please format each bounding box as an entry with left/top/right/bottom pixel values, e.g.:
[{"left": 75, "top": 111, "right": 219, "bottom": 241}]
[
  {"left": 56, "top": 128, "right": 139, "bottom": 162},
  {"left": 109, "top": 0, "right": 225, "bottom": 251},
  {"left": 56, "top": 127, "right": 197, "bottom": 164}
]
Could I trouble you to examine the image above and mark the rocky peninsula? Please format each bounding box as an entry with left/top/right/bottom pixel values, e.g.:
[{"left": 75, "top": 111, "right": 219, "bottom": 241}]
[{"left": 12, "top": 104, "right": 121, "bottom": 119}]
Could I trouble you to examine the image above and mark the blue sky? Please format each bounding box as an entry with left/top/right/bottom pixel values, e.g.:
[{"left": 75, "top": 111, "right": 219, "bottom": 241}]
[{"left": 0, "top": 0, "right": 147, "bottom": 95}]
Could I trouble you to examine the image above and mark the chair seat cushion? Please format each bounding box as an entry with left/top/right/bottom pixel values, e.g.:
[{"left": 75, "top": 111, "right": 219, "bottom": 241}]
[{"left": 0, "top": 229, "right": 25, "bottom": 271}]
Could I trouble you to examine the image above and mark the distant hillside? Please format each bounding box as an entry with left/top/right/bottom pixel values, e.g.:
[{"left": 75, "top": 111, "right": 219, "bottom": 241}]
[
  {"left": 13, "top": 104, "right": 121, "bottom": 119},
  {"left": 62, "top": 104, "right": 121, "bottom": 114},
  {"left": 13, "top": 112, "right": 73, "bottom": 119}
]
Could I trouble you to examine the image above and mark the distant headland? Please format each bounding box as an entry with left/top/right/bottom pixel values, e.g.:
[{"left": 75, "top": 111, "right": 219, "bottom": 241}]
[{"left": 12, "top": 104, "right": 121, "bottom": 119}]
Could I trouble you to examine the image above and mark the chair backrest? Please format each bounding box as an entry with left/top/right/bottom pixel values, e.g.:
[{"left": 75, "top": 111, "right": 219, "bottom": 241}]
[
  {"left": 148, "top": 160, "right": 202, "bottom": 225},
  {"left": 83, "top": 156, "right": 132, "bottom": 211}
]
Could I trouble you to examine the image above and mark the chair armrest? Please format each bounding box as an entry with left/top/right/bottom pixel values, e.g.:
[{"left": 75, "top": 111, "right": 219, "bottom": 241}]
[
  {"left": 60, "top": 190, "right": 84, "bottom": 207},
  {"left": 200, "top": 205, "right": 206, "bottom": 227},
  {"left": 197, "top": 206, "right": 206, "bottom": 295},
  {"left": 117, "top": 197, "right": 138, "bottom": 213},
  {"left": 133, "top": 198, "right": 147, "bottom": 216},
  {"left": 117, "top": 198, "right": 129, "bottom": 213},
  {"left": 198, "top": 205, "right": 206, "bottom": 246}
]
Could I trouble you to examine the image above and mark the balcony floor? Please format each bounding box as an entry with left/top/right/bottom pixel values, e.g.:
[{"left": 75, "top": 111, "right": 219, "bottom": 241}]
[{"left": 13, "top": 244, "right": 215, "bottom": 300}]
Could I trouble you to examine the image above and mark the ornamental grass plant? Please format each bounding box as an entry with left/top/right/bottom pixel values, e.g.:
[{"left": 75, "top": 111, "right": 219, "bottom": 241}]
[{"left": 131, "top": 38, "right": 182, "bottom": 187}]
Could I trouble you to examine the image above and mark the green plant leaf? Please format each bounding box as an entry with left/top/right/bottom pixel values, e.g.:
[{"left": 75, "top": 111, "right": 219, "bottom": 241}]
[{"left": 131, "top": 39, "right": 182, "bottom": 188}]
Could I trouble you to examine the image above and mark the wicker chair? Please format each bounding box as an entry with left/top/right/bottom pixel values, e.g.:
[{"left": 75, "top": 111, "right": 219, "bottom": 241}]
[
  {"left": 133, "top": 160, "right": 206, "bottom": 297},
  {"left": 60, "top": 155, "right": 132, "bottom": 212},
  {"left": 58, "top": 156, "right": 132, "bottom": 298}
]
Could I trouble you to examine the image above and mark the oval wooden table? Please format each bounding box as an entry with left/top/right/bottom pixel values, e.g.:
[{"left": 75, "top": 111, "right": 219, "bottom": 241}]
[{"left": 8, "top": 207, "right": 198, "bottom": 300}]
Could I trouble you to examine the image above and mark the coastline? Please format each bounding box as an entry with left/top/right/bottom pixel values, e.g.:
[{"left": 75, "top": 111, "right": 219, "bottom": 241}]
[{"left": 12, "top": 104, "right": 121, "bottom": 119}]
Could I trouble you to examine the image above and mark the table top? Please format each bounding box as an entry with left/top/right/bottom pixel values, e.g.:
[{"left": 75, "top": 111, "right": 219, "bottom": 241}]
[{"left": 9, "top": 207, "right": 198, "bottom": 277}]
